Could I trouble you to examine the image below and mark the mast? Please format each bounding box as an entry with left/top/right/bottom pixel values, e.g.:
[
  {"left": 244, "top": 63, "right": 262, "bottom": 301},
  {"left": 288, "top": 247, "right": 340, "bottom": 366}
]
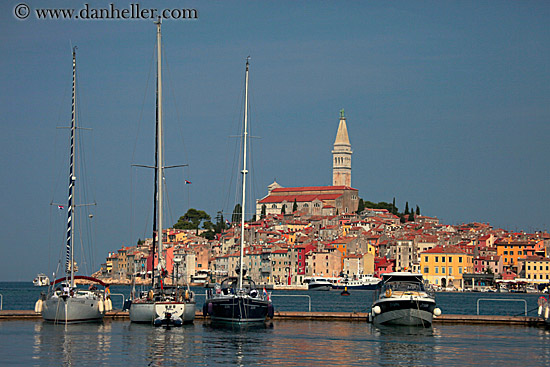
[
  {"left": 155, "top": 18, "right": 165, "bottom": 279},
  {"left": 66, "top": 47, "right": 77, "bottom": 288},
  {"left": 239, "top": 57, "right": 250, "bottom": 290}
]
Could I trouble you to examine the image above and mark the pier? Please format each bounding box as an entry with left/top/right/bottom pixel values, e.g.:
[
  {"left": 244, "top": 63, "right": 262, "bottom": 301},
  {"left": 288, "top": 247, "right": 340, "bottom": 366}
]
[{"left": 0, "top": 310, "right": 545, "bottom": 326}]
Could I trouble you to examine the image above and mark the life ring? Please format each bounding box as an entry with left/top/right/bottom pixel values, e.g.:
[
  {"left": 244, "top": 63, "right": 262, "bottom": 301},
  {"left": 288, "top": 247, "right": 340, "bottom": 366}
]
[
  {"left": 538, "top": 296, "right": 548, "bottom": 307},
  {"left": 385, "top": 289, "right": 392, "bottom": 298},
  {"left": 147, "top": 290, "right": 154, "bottom": 300}
]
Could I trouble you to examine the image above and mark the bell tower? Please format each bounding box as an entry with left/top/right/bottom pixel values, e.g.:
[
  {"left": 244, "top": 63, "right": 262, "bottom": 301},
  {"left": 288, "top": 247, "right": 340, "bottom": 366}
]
[{"left": 332, "top": 109, "right": 352, "bottom": 187}]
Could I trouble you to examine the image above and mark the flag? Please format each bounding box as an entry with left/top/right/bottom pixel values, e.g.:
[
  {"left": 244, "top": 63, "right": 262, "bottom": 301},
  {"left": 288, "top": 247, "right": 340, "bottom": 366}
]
[
  {"left": 263, "top": 287, "right": 270, "bottom": 301},
  {"left": 185, "top": 180, "right": 192, "bottom": 184},
  {"left": 58, "top": 205, "right": 64, "bottom": 210}
]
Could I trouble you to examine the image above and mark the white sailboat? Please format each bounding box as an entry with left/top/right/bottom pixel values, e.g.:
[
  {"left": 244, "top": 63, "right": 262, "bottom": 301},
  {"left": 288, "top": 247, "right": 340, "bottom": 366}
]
[
  {"left": 38, "top": 47, "right": 110, "bottom": 324},
  {"left": 128, "top": 19, "right": 195, "bottom": 326},
  {"left": 203, "top": 58, "right": 274, "bottom": 323}
]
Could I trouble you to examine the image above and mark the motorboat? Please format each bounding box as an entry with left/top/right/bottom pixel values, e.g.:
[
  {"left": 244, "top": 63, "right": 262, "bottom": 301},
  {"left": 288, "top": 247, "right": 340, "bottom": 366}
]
[
  {"left": 332, "top": 274, "right": 381, "bottom": 290},
  {"left": 538, "top": 295, "right": 550, "bottom": 326},
  {"left": 304, "top": 277, "right": 333, "bottom": 291},
  {"left": 33, "top": 273, "right": 50, "bottom": 287},
  {"left": 370, "top": 272, "right": 441, "bottom": 326}
]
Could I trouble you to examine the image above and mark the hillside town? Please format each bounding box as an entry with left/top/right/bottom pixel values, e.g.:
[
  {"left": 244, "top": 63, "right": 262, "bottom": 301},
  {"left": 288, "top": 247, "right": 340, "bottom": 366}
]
[{"left": 96, "top": 112, "right": 550, "bottom": 291}]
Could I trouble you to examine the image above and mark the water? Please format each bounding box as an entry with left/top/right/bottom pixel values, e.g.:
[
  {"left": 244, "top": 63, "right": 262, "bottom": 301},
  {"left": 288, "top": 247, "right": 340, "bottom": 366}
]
[{"left": 1, "top": 283, "right": 549, "bottom": 366}]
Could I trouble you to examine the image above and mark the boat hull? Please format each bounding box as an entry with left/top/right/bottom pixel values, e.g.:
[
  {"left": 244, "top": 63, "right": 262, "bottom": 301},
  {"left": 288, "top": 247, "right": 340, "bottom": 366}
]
[
  {"left": 372, "top": 298, "right": 436, "bottom": 326},
  {"left": 308, "top": 284, "right": 332, "bottom": 291},
  {"left": 205, "top": 295, "right": 271, "bottom": 323},
  {"left": 332, "top": 283, "right": 379, "bottom": 290},
  {"left": 42, "top": 296, "right": 103, "bottom": 323},
  {"left": 129, "top": 300, "right": 195, "bottom": 324}
]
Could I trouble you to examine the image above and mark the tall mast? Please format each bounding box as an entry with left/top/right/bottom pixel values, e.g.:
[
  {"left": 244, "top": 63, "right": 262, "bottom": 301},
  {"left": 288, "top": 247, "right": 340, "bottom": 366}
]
[
  {"left": 66, "top": 47, "right": 77, "bottom": 288},
  {"left": 155, "top": 18, "right": 165, "bottom": 274},
  {"left": 239, "top": 57, "right": 250, "bottom": 290}
]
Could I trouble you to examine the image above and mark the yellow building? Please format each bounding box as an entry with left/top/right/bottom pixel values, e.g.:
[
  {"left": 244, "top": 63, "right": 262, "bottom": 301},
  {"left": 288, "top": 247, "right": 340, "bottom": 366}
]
[
  {"left": 519, "top": 256, "right": 550, "bottom": 282},
  {"left": 495, "top": 239, "right": 536, "bottom": 270},
  {"left": 420, "top": 245, "right": 473, "bottom": 289}
]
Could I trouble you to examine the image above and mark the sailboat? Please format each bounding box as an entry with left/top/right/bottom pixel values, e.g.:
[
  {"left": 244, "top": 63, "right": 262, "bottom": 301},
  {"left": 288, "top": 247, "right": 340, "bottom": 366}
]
[
  {"left": 203, "top": 58, "right": 274, "bottom": 323},
  {"left": 38, "top": 47, "right": 110, "bottom": 324},
  {"left": 128, "top": 19, "right": 195, "bottom": 326}
]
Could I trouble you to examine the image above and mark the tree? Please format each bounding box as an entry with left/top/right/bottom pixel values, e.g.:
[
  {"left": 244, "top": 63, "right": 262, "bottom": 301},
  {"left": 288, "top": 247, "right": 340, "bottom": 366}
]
[
  {"left": 292, "top": 199, "right": 298, "bottom": 213},
  {"left": 357, "top": 198, "right": 365, "bottom": 214},
  {"left": 214, "top": 211, "right": 228, "bottom": 233},
  {"left": 404, "top": 202, "right": 409, "bottom": 215},
  {"left": 408, "top": 212, "right": 415, "bottom": 222},
  {"left": 137, "top": 238, "right": 144, "bottom": 246},
  {"left": 392, "top": 197, "right": 397, "bottom": 214},
  {"left": 174, "top": 208, "right": 211, "bottom": 230},
  {"left": 232, "top": 204, "right": 242, "bottom": 224},
  {"left": 416, "top": 205, "right": 420, "bottom": 216}
]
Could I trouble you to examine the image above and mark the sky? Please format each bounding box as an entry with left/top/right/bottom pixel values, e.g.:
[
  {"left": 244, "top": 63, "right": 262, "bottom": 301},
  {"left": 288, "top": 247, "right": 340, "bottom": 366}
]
[{"left": 1, "top": 1, "right": 549, "bottom": 281}]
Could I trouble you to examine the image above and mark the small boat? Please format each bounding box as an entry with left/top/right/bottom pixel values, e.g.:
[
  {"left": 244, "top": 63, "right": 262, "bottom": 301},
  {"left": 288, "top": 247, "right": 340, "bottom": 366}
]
[
  {"left": 304, "top": 277, "right": 333, "bottom": 291},
  {"left": 332, "top": 274, "right": 381, "bottom": 290},
  {"left": 33, "top": 273, "right": 50, "bottom": 287},
  {"left": 370, "top": 272, "right": 441, "bottom": 326},
  {"left": 340, "top": 286, "right": 350, "bottom": 296},
  {"left": 203, "top": 58, "right": 273, "bottom": 324},
  {"left": 128, "top": 19, "right": 195, "bottom": 325}
]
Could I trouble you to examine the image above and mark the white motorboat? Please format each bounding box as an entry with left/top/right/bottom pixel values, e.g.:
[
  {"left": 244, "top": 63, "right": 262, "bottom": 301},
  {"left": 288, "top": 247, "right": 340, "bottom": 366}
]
[
  {"left": 304, "top": 277, "right": 333, "bottom": 291},
  {"left": 538, "top": 295, "right": 550, "bottom": 326},
  {"left": 370, "top": 272, "right": 441, "bottom": 326},
  {"left": 33, "top": 273, "right": 50, "bottom": 287},
  {"left": 332, "top": 274, "right": 381, "bottom": 290}
]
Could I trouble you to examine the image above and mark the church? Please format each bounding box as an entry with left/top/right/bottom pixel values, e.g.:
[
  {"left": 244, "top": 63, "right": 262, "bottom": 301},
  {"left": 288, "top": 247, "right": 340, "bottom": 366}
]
[{"left": 256, "top": 110, "right": 359, "bottom": 217}]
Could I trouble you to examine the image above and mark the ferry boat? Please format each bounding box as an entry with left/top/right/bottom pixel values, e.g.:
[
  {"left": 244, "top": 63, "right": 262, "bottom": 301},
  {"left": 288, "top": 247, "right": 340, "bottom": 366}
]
[
  {"left": 332, "top": 274, "right": 381, "bottom": 290},
  {"left": 370, "top": 272, "right": 441, "bottom": 326}
]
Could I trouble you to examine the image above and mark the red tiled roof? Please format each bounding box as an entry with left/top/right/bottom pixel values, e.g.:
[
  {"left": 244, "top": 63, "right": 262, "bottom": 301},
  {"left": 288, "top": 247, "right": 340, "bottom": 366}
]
[
  {"left": 272, "top": 186, "right": 357, "bottom": 192},
  {"left": 258, "top": 193, "right": 342, "bottom": 204}
]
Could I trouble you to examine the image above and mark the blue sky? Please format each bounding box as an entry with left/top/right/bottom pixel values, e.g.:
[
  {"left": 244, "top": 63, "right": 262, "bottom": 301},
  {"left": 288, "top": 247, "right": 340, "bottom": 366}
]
[{"left": 1, "top": 1, "right": 548, "bottom": 281}]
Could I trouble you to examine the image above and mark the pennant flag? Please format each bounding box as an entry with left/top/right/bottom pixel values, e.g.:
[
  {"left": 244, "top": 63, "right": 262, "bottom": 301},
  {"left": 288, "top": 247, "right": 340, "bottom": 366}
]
[
  {"left": 185, "top": 180, "right": 192, "bottom": 184},
  {"left": 58, "top": 205, "right": 64, "bottom": 210},
  {"left": 263, "top": 287, "right": 270, "bottom": 301}
]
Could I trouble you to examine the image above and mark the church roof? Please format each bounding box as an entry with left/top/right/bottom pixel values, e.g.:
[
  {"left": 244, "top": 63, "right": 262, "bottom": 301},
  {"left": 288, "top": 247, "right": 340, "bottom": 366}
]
[
  {"left": 258, "top": 193, "right": 342, "bottom": 204},
  {"left": 271, "top": 185, "right": 357, "bottom": 192}
]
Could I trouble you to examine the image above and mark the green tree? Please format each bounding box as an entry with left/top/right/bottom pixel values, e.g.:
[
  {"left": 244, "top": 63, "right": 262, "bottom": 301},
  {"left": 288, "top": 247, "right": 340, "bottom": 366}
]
[
  {"left": 292, "top": 199, "right": 298, "bottom": 212},
  {"left": 214, "top": 211, "right": 228, "bottom": 233},
  {"left": 404, "top": 202, "right": 409, "bottom": 215},
  {"left": 357, "top": 198, "right": 365, "bottom": 214},
  {"left": 137, "top": 238, "right": 144, "bottom": 246},
  {"left": 392, "top": 197, "right": 397, "bottom": 214},
  {"left": 416, "top": 205, "right": 420, "bottom": 216},
  {"left": 232, "top": 204, "right": 242, "bottom": 224},
  {"left": 408, "top": 212, "right": 415, "bottom": 222},
  {"left": 174, "top": 208, "right": 211, "bottom": 230}
]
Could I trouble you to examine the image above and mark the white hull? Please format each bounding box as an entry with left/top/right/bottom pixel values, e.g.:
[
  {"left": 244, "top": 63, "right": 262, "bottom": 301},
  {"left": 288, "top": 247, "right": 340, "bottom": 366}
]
[
  {"left": 372, "top": 307, "right": 434, "bottom": 326},
  {"left": 42, "top": 296, "right": 103, "bottom": 323},
  {"left": 130, "top": 301, "right": 195, "bottom": 324}
]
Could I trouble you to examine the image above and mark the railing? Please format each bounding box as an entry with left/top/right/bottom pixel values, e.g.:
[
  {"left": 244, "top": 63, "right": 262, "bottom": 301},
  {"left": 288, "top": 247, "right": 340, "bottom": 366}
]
[
  {"left": 0, "top": 293, "right": 3, "bottom": 310},
  {"left": 477, "top": 298, "right": 527, "bottom": 316},
  {"left": 194, "top": 293, "right": 312, "bottom": 312},
  {"left": 108, "top": 293, "right": 126, "bottom": 310}
]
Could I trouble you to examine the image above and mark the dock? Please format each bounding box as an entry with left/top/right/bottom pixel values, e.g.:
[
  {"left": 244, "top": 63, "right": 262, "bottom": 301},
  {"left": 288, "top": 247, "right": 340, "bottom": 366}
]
[{"left": 0, "top": 310, "right": 546, "bottom": 326}]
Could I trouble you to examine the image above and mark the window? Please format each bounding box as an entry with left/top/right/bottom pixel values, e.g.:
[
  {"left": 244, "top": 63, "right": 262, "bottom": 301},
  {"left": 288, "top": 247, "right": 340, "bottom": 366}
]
[
  {"left": 424, "top": 267, "right": 429, "bottom": 273},
  {"left": 435, "top": 256, "right": 439, "bottom": 263},
  {"left": 510, "top": 251, "right": 514, "bottom": 255},
  {"left": 459, "top": 267, "right": 463, "bottom": 274},
  {"left": 504, "top": 251, "right": 508, "bottom": 255},
  {"left": 448, "top": 257, "right": 452, "bottom": 263},
  {"left": 459, "top": 257, "right": 463, "bottom": 263},
  {"left": 435, "top": 267, "right": 439, "bottom": 274},
  {"left": 425, "top": 256, "right": 428, "bottom": 262},
  {"left": 442, "top": 267, "right": 446, "bottom": 274},
  {"left": 449, "top": 267, "right": 453, "bottom": 275}
]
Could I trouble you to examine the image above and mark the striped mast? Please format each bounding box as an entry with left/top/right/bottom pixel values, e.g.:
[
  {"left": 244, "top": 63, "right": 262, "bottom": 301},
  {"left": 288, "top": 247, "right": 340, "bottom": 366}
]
[
  {"left": 238, "top": 57, "right": 250, "bottom": 290},
  {"left": 66, "top": 46, "right": 77, "bottom": 288}
]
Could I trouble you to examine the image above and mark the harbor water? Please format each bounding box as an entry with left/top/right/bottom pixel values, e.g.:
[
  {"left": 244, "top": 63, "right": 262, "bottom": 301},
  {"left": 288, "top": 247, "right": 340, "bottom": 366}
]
[{"left": 1, "top": 282, "right": 549, "bottom": 366}]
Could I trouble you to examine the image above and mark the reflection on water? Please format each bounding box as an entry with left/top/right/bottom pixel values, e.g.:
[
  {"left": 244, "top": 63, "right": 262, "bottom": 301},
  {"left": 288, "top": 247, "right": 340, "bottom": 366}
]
[{"left": 0, "top": 319, "right": 547, "bottom": 366}]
